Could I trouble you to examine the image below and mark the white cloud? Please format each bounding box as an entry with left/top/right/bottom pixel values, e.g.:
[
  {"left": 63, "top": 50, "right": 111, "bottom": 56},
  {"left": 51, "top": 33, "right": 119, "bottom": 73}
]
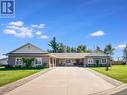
[
  {"left": 40, "top": 35, "right": 49, "bottom": 39},
  {"left": 8, "top": 21, "right": 24, "bottom": 27},
  {"left": 90, "top": 30, "right": 105, "bottom": 37},
  {"left": 2, "top": 21, "right": 49, "bottom": 39},
  {"left": 6, "top": 25, "right": 20, "bottom": 30},
  {"left": 31, "top": 24, "right": 45, "bottom": 28},
  {"left": 3, "top": 26, "right": 33, "bottom": 38},
  {"left": 3, "top": 29, "right": 16, "bottom": 35},
  {"left": 115, "top": 44, "right": 126, "bottom": 49},
  {"left": 15, "top": 27, "right": 33, "bottom": 38},
  {"left": 35, "top": 31, "right": 42, "bottom": 35}
]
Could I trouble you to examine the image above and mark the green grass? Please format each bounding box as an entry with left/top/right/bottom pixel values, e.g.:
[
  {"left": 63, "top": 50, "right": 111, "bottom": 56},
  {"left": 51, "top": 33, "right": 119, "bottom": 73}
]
[
  {"left": 0, "top": 67, "right": 42, "bottom": 86},
  {"left": 92, "top": 65, "right": 127, "bottom": 83}
]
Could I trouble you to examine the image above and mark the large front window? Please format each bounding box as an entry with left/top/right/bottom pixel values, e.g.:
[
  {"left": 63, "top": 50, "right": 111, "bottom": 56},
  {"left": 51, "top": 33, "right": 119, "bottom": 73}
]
[
  {"left": 35, "top": 57, "right": 42, "bottom": 64},
  {"left": 15, "top": 57, "right": 22, "bottom": 65},
  {"left": 87, "top": 58, "right": 93, "bottom": 64},
  {"left": 102, "top": 59, "right": 107, "bottom": 64}
]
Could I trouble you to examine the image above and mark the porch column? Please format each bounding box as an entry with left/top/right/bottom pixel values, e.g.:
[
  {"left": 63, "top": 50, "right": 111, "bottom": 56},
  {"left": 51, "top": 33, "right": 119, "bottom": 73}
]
[
  {"left": 52, "top": 58, "right": 54, "bottom": 67},
  {"left": 50, "top": 58, "right": 53, "bottom": 67},
  {"left": 55, "top": 58, "right": 56, "bottom": 67},
  {"left": 83, "top": 58, "right": 87, "bottom": 67},
  {"left": 48, "top": 57, "right": 51, "bottom": 68}
]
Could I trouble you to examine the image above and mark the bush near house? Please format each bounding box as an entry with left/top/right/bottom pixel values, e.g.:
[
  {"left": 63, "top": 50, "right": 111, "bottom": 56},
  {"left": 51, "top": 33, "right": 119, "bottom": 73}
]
[
  {"left": 22, "top": 58, "right": 34, "bottom": 68},
  {"left": 86, "top": 64, "right": 110, "bottom": 67}
]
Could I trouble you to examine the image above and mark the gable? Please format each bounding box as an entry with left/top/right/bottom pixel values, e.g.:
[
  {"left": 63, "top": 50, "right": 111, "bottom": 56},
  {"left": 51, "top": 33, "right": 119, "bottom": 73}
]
[{"left": 8, "top": 43, "right": 47, "bottom": 54}]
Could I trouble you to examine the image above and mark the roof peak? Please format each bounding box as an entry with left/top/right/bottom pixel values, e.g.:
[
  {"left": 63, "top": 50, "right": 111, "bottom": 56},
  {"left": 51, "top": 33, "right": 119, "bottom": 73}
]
[{"left": 6, "top": 43, "right": 47, "bottom": 54}]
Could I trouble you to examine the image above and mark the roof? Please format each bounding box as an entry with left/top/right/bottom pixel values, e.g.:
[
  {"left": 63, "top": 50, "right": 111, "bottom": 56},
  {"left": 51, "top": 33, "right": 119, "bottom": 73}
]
[
  {"left": 5, "top": 43, "right": 109, "bottom": 58},
  {"left": 85, "top": 53, "right": 109, "bottom": 57},
  {"left": 7, "top": 43, "right": 48, "bottom": 54},
  {"left": 50, "top": 53, "right": 109, "bottom": 59}
]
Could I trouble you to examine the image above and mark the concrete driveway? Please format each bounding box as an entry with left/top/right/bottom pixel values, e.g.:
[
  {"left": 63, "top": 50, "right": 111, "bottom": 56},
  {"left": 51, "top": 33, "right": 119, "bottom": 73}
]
[{"left": 5, "top": 67, "right": 115, "bottom": 95}]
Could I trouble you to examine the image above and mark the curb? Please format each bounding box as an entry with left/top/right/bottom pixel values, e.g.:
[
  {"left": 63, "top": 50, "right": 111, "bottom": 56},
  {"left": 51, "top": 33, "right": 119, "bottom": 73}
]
[{"left": 0, "top": 67, "right": 53, "bottom": 95}]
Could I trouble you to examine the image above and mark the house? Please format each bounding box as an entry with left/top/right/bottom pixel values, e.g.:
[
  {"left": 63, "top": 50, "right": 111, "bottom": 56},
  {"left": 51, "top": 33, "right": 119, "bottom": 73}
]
[
  {"left": 6, "top": 43, "right": 110, "bottom": 68},
  {"left": 0, "top": 58, "right": 8, "bottom": 66}
]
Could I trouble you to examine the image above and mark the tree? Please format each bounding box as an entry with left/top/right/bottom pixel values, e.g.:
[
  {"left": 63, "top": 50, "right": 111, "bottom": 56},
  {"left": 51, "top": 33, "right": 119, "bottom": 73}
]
[
  {"left": 77, "top": 44, "right": 87, "bottom": 53},
  {"left": 66, "top": 46, "right": 71, "bottom": 53},
  {"left": 104, "top": 44, "right": 115, "bottom": 56},
  {"left": 48, "top": 37, "right": 59, "bottom": 52},
  {"left": 96, "top": 46, "right": 103, "bottom": 53},
  {"left": 104, "top": 44, "right": 115, "bottom": 71},
  {"left": 86, "top": 49, "right": 93, "bottom": 53},
  {"left": 71, "top": 47, "right": 77, "bottom": 53},
  {"left": 57, "top": 43, "right": 66, "bottom": 53},
  {"left": 123, "top": 45, "right": 127, "bottom": 62}
]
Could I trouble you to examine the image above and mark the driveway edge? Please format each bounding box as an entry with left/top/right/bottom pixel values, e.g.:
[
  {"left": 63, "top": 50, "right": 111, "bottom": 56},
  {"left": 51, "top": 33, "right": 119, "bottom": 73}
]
[
  {"left": 90, "top": 82, "right": 127, "bottom": 95},
  {"left": 86, "top": 68, "right": 123, "bottom": 86},
  {"left": 0, "top": 67, "right": 54, "bottom": 95}
]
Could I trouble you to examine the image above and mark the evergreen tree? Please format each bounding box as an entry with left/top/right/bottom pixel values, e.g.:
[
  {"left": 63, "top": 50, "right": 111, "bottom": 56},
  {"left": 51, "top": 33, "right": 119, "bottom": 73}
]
[{"left": 48, "top": 37, "right": 59, "bottom": 52}]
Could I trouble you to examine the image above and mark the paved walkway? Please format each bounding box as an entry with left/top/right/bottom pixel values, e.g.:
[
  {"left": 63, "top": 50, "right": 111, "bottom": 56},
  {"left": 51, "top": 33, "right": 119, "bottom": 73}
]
[{"left": 5, "top": 67, "right": 115, "bottom": 95}]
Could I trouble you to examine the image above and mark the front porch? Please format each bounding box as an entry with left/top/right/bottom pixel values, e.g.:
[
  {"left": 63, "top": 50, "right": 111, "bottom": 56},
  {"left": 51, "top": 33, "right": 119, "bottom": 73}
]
[{"left": 56, "top": 58, "right": 84, "bottom": 66}]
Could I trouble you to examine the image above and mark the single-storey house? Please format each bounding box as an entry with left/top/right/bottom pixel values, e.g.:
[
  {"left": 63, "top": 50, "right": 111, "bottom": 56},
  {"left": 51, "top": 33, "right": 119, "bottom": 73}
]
[
  {"left": 0, "top": 58, "right": 8, "bottom": 66},
  {"left": 6, "top": 43, "right": 110, "bottom": 68}
]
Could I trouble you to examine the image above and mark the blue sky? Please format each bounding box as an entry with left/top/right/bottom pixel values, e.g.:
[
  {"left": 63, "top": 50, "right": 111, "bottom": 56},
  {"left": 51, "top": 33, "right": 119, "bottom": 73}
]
[{"left": 0, "top": 0, "right": 127, "bottom": 59}]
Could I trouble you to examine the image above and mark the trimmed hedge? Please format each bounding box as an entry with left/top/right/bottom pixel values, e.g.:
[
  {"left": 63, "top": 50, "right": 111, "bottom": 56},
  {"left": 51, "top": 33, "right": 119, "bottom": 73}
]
[{"left": 85, "top": 64, "right": 110, "bottom": 67}]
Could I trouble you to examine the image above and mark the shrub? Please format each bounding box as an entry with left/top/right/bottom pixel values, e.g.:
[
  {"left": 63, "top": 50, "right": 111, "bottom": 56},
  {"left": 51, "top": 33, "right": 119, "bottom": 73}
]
[
  {"left": 22, "top": 58, "right": 34, "bottom": 68},
  {"left": 42, "top": 63, "right": 48, "bottom": 67},
  {"left": 34, "top": 65, "right": 43, "bottom": 69},
  {"left": 15, "top": 65, "right": 22, "bottom": 68}
]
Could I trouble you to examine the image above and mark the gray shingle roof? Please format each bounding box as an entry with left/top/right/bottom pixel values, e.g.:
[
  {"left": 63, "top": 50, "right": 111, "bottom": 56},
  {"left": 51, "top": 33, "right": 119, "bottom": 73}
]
[
  {"left": 50, "top": 53, "right": 109, "bottom": 58},
  {"left": 85, "top": 53, "right": 109, "bottom": 57}
]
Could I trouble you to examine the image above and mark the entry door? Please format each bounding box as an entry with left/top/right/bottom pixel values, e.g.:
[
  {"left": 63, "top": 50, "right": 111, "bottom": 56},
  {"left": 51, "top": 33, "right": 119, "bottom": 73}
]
[{"left": 95, "top": 59, "right": 100, "bottom": 64}]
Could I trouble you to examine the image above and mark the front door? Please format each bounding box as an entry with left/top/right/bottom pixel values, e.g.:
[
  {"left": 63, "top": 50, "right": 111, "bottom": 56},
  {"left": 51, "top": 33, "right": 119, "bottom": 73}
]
[{"left": 95, "top": 59, "right": 100, "bottom": 66}]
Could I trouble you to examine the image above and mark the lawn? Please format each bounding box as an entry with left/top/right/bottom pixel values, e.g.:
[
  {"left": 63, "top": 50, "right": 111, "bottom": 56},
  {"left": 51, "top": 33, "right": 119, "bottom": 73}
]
[
  {"left": 0, "top": 67, "right": 42, "bottom": 86},
  {"left": 92, "top": 65, "right": 127, "bottom": 83}
]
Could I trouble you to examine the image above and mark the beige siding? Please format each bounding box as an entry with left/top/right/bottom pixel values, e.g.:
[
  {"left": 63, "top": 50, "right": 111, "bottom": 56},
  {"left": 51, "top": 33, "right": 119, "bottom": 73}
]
[
  {"left": 42, "top": 56, "right": 50, "bottom": 67},
  {"left": 8, "top": 55, "right": 51, "bottom": 67},
  {"left": 8, "top": 56, "right": 15, "bottom": 66},
  {"left": 85, "top": 56, "right": 110, "bottom": 64},
  {"left": 83, "top": 58, "right": 87, "bottom": 66}
]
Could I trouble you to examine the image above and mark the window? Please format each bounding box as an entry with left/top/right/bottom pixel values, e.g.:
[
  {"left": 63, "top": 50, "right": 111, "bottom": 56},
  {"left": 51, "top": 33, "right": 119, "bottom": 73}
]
[
  {"left": 87, "top": 58, "right": 93, "bottom": 64},
  {"left": 35, "top": 58, "right": 42, "bottom": 64},
  {"left": 15, "top": 57, "right": 22, "bottom": 65},
  {"left": 102, "top": 59, "right": 106, "bottom": 63}
]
